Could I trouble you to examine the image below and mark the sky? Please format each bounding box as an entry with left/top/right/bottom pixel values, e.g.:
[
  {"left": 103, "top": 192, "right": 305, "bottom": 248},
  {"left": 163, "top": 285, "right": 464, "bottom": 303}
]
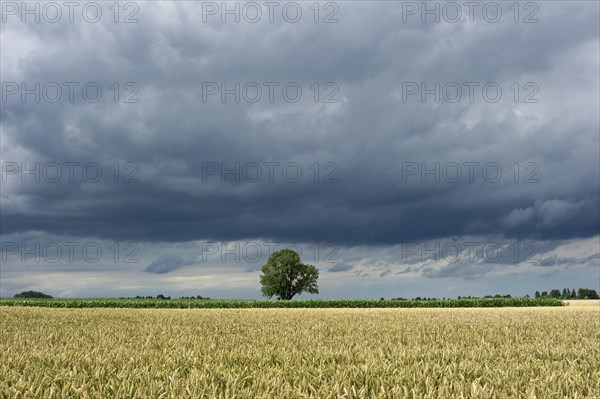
[{"left": 1, "top": 1, "right": 599, "bottom": 299}]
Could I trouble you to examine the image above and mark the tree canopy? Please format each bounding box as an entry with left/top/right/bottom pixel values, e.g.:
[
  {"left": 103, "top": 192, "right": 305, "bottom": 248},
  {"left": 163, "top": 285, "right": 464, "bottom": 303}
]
[
  {"left": 14, "top": 291, "right": 53, "bottom": 299},
  {"left": 259, "top": 249, "right": 319, "bottom": 300}
]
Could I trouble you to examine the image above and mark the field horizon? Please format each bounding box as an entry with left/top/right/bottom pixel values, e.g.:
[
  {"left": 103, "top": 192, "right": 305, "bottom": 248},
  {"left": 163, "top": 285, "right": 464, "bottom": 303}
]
[{"left": 0, "top": 297, "right": 569, "bottom": 309}]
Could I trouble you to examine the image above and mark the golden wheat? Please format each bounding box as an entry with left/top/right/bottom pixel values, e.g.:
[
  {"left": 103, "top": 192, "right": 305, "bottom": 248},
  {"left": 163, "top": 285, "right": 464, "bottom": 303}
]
[{"left": 1, "top": 303, "right": 598, "bottom": 398}]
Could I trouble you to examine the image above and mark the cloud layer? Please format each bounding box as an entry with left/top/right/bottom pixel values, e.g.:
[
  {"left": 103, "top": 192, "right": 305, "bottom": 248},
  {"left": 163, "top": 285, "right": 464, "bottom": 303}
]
[{"left": 1, "top": 1, "right": 598, "bottom": 297}]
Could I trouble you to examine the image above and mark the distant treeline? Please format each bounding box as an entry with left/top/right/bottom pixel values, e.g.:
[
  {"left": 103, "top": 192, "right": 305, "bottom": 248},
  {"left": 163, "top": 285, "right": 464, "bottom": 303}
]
[
  {"left": 119, "top": 295, "right": 210, "bottom": 300},
  {"left": 534, "top": 288, "right": 598, "bottom": 300},
  {"left": 391, "top": 289, "right": 598, "bottom": 301},
  {"left": 11, "top": 292, "right": 210, "bottom": 300},
  {"left": 13, "top": 291, "right": 54, "bottom": 299},
  {"left": 392, "top": 294, "right": 514, "bottom": 301},
  {"left": 11, "top": 289, "right": 598, "bottom": 301}
]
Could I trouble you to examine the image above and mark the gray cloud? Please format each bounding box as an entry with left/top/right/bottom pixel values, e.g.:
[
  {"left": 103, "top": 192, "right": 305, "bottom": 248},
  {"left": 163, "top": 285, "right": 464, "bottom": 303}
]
[
  {"left": 421, "top": 262, "right": 491, "bottom": 280},
  {"left": 396, "top": 267, "right": 412, "bottom": 275},
  {"left": 539, "top": 255, "right": 558, "bottom": 267},
  {"left": 328, "top": 263, "right": 353, "bottom": 273},
  {"left": 145, "top": 256, "right": 197, "bottom": 274},
  {"left": 2, "top": 2, "right": 598, "bottom": 247},
  {"left": 1, "top": 1, "right": 598, "bottom": 297},
  {"left": 501, "top": 207, "right": 536, "bottom": 229}
]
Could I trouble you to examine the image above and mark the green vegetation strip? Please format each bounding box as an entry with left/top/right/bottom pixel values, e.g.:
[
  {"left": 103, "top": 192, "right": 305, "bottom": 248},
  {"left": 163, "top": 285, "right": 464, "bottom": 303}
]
[{"left": 0, "top": 297, "right": 564, "bottom": 308}]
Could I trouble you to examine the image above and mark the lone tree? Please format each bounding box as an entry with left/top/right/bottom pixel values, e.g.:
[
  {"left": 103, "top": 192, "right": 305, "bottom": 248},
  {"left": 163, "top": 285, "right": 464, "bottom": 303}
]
[{"left": 259, "top": 249, "right": 319, "bottom": 300}]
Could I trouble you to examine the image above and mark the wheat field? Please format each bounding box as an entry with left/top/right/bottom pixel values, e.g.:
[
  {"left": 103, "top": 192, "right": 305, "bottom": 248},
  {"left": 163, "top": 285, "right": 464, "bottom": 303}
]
[{"left": 1, "top": 303, "right": 599, "bottom": 398}]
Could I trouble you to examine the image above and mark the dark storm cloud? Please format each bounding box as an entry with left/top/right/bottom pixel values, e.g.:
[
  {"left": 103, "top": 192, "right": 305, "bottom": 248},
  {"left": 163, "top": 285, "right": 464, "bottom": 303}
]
[{"left": 1, "top": 1, "right": 599, "bottom": 248}]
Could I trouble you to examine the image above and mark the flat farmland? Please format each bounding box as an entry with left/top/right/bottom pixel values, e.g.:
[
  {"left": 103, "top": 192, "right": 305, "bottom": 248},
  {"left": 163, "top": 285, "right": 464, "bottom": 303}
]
[{"left": 1, "top": 303, "right": 599, "bottom": 398}]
